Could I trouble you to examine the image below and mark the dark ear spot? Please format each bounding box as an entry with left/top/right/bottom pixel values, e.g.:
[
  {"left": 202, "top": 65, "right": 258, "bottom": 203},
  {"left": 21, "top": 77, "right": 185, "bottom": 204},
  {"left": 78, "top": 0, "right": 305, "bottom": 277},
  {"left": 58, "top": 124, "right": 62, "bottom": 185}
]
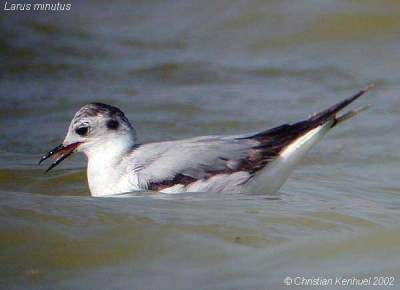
[{"left": 106, "top": 119, "right": 119, "bottom": 130}]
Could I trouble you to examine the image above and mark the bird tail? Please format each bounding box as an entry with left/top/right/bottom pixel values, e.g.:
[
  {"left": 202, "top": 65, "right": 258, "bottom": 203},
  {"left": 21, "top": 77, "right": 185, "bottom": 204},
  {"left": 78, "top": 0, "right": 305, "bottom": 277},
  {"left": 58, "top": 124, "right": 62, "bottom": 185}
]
[{"left": 333, "top": 105, "right": 370, "bottom": 127}]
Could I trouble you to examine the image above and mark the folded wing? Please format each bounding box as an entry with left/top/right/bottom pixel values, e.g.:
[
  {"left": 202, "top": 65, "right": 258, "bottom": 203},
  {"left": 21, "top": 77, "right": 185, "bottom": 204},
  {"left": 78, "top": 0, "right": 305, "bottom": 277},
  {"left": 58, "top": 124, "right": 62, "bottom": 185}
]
[{"left": 131, "top": 86, "right": 372, "bottom": 192}]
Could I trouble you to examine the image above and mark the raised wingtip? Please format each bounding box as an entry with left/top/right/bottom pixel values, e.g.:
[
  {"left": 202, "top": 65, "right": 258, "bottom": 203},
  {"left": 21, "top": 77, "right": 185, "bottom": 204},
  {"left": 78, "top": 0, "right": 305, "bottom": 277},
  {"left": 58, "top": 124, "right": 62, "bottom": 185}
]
[
  {"left": 364, "top": 83, "right": 375, "bottom": 92},
  {"left": 310, "top": 84, "right": 374, "bottom": 124}
]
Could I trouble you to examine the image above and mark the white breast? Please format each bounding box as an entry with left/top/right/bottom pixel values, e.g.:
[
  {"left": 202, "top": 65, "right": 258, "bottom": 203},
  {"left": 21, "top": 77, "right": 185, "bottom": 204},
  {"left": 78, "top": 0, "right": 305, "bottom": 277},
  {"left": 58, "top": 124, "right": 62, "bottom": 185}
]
[
  {"left": 84, "top": 137, "right": 140, "bottom": 196},
  {"left": 86, "top": 155, "right": 136, "bottom": 196}
]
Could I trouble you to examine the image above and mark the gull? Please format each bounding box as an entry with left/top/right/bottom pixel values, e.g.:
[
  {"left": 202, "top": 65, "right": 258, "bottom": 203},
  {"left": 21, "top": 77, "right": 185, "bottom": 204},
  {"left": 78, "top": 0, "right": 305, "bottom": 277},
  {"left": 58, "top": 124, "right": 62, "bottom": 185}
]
[{"left": 39, "top": 86, "right": 373, "bottom": 197}]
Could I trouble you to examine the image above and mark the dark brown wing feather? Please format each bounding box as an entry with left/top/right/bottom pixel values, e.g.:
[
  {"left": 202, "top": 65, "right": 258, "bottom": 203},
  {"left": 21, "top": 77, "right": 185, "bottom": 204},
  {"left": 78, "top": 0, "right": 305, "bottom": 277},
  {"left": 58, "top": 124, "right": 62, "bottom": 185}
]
[{"left": 235, "top": 85, "right": 373, "bottom": 173}]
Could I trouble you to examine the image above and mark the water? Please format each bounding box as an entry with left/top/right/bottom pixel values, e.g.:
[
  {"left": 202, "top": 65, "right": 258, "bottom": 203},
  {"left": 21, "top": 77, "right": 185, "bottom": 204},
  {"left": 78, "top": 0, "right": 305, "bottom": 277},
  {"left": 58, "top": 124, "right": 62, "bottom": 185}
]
[{"left": 1, "top": 1, "right": 400, "bottom": 289}]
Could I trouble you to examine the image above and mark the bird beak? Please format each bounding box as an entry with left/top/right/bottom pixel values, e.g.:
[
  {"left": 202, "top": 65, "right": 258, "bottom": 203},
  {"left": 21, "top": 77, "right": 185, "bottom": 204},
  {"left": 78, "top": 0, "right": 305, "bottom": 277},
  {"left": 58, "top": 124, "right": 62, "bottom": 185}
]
[{"left": 38, "top": 142, "right": 81, "bottom": 172}]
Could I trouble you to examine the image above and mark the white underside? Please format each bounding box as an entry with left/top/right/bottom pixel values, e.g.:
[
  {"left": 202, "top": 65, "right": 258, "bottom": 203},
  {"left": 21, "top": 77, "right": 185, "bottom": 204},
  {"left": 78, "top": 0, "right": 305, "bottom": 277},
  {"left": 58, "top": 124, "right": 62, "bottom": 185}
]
[{"left": 160, "top": 171, "right": 251, "bottom": 194}]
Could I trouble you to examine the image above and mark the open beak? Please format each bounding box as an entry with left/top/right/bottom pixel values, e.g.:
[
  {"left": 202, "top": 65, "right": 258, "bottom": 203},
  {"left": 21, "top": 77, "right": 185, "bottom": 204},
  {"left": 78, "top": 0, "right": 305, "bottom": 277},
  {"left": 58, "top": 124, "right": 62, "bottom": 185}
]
[{"left": 38, "top": 142, "right": 81, "bottom": 172}]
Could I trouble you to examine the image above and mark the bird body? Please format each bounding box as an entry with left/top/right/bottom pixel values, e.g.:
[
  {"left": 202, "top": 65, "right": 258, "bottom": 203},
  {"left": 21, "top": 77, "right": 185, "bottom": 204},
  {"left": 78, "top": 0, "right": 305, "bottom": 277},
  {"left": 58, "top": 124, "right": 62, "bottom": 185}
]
[{"left": 39, "top": 86, "right": 372, "bottom": 196}]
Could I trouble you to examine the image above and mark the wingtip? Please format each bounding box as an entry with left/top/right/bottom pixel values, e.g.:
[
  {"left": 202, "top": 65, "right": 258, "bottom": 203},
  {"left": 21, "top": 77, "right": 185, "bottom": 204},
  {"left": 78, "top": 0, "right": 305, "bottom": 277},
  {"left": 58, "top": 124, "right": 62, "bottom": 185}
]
[
  {"left": 363, "top": 83, "right": 375, "bottom": 93},
  {"left": 354, "top": 83, "right": 375, "bottom": 99},
  {"left": 309, "top": 84, "right": 374, "bottom": 126}
]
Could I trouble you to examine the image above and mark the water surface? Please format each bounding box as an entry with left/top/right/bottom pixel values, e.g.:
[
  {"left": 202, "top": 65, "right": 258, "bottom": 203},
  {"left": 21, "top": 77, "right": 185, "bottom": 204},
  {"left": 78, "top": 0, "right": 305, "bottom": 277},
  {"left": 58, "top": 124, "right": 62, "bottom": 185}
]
[{"left": 1, "top": 1, "right": 400, "bottom": 289}]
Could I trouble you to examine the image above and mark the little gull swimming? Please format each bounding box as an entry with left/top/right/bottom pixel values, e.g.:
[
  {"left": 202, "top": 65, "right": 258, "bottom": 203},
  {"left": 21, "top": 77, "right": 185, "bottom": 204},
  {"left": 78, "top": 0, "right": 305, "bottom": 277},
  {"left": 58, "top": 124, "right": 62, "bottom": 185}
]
[{"left": 39, "top": 86, "right": 373, "bottom": 196}]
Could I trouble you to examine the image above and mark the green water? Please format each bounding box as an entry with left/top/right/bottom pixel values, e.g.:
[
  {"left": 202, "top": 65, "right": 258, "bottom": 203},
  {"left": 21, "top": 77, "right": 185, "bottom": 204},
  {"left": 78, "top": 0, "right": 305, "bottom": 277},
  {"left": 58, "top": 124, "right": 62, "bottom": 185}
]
[{"left": 1, "top": 1, "right": 400, "bottom": 289}]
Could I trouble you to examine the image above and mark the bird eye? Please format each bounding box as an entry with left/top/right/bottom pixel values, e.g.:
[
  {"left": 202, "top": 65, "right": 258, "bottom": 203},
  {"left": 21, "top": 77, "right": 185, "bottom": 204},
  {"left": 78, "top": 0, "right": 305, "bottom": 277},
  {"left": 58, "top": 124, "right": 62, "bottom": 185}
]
[
  {"left": 75, "top": 126, "right": 89, "bottom": 136},
  {"left": 106, "top": 120, "right": 119, "bottom": 130}
]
